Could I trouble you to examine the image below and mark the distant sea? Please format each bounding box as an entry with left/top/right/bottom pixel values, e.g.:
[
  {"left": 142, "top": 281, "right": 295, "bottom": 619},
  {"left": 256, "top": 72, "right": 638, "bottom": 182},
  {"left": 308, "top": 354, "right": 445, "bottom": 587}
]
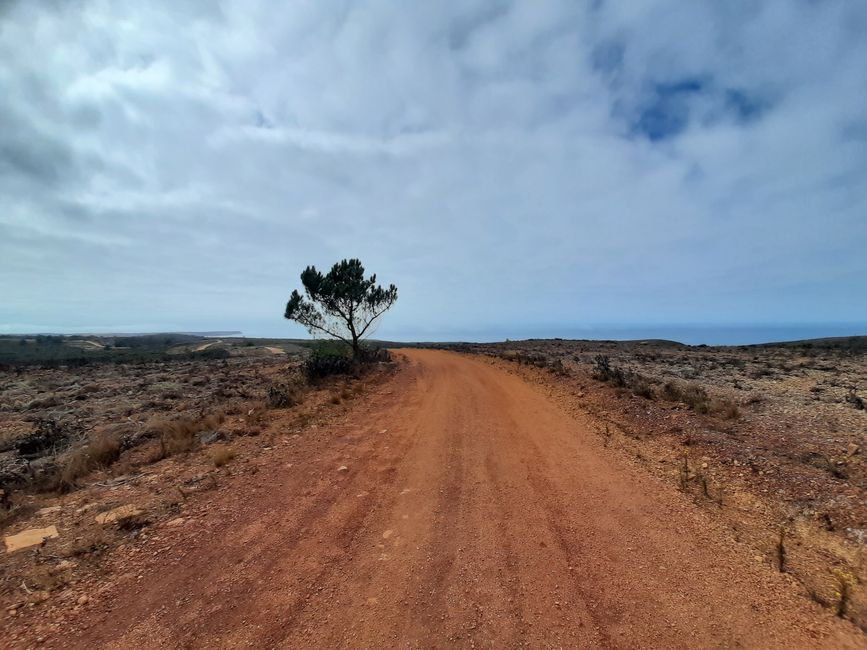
[
  {"left": 403, "top": 324, "right": 867, "bottom": 347},
  {"left": 548, "top": 324, "right": 867, "bottom": 346}
]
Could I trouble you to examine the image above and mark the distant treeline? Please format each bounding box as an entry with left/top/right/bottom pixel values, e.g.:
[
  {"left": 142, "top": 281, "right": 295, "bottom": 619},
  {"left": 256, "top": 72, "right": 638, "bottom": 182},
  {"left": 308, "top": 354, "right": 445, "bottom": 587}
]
[{"left": 0, "top": 334, "right": 227, "bottom": 369}]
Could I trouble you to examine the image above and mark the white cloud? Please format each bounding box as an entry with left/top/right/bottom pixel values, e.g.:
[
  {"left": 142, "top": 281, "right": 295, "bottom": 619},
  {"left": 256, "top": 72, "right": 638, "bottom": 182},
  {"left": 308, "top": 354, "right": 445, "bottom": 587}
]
[{"left": 1, "top": 0, "right": 865, "bottom": 338}]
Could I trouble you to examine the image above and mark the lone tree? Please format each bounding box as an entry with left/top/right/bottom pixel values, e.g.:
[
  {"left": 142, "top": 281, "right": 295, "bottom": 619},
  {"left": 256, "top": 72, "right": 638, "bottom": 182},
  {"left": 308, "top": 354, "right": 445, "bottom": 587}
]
[{"left": 284, "top": 258, "right": 398, "bottom": 359}]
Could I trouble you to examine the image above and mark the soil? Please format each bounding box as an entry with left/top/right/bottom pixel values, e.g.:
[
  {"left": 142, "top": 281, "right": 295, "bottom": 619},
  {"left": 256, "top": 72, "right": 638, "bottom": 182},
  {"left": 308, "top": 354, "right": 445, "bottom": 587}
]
[{"left": 3, "top": 349, "right": 864, "bottom": 648}]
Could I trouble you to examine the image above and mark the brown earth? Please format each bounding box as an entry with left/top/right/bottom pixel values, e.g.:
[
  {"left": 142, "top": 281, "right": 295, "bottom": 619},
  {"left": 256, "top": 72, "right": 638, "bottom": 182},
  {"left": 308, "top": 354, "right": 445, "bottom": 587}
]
[{"left": 5, "top": 350, "right": 865, "bottom": 648}]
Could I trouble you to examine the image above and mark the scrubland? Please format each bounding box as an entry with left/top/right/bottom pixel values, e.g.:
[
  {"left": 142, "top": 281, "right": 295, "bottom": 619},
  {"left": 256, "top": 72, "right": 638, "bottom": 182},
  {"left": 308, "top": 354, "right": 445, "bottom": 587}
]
[{"left": 455, "top": 337, "right": 867, "bottom": 628}]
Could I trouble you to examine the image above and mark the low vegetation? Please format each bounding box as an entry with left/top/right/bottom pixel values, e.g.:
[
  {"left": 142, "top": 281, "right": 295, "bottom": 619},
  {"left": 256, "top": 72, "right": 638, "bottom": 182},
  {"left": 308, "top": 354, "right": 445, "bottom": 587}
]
[
  {"left": 589, "top": 354, "right": 741, "bottom": 417},
  {"left": 0, "top": 332, "right": 397, "bottom": 631},
  {"left": 151, "top": 412, "right": 225, "bottom": 459},
  {"left": 453, "top": 336, "right": 867, "bottom": 628}
]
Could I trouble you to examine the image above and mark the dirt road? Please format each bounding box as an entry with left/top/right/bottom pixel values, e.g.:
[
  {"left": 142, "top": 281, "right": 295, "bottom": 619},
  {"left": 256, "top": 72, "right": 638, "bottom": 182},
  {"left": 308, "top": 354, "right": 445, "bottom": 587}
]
[{"left": 55, "top": 350, "right": 863, "bottom": 648}]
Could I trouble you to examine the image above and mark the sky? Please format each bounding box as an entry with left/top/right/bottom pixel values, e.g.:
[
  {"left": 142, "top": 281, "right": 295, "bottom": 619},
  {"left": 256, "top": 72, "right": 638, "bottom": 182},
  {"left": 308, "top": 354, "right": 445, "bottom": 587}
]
[{"left": 1, "top": 1, "right": 866, "bottom": 342}]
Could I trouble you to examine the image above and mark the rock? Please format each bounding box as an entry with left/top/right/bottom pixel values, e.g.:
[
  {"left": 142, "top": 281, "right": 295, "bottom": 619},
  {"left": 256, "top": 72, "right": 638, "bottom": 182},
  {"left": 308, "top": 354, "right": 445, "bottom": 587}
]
[
  {"left": 4, "top": 526, "right": 60, "bottom": 553},
  {"left": 37, "top": 505, "right": 62, "bottom": 516},
  {"left": 199, "top": 430, "right": 224, "bottom": 445},
  {"left": 56, "top": 560, "right": 76, "bottom": 570},
  {"left": 77, "top": 595, "right": 90, "bottom": 606},
  {"left": 337, "top": 465, "right": 349, "bottom": 472},
  {"left": 95, "top": 505, "right": 144, "bottom": 525},
  {"left": 167, "top": 517, "right": 185, "bottom": 527},
  {"left": 847, "top": 443, "right": 860, "bottom": 457}
]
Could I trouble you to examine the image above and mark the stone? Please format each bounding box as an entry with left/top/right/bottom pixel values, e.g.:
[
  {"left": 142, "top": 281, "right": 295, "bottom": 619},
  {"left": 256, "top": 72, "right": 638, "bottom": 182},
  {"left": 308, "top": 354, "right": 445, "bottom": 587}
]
[
  {"left": 4, "top": 526, "right": 59, "bottom": 553},
  {"left": 77, "top": 595, "right": 90, "bottom": 605},
  {"left": 37, "top": 506, "right": 62, "bottom": 516},
  {"left": 95, "top": 505, "right": 144, "bottom": 525},
  {"left": 199, "top": 430, "right": 224, "bottom": 445},
  {"left": 337, "top": 465, "right": 349, "bottom": 472}
]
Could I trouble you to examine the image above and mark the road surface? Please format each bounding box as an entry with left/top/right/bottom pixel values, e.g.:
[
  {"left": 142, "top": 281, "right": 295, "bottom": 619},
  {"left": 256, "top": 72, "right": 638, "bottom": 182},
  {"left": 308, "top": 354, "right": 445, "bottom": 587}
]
[{"left": 59, "top": 350, "right": 863, "bottom": 648}]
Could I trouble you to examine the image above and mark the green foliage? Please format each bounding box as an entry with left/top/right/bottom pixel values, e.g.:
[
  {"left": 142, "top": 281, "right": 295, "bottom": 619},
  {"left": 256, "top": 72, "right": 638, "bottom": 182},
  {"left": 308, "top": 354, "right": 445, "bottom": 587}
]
[
  {"left": 285, "top": 258, "right": 398, "bottom": 357},
  {"left": 304, "top": 340, "right": 354, "bottom": 380}
]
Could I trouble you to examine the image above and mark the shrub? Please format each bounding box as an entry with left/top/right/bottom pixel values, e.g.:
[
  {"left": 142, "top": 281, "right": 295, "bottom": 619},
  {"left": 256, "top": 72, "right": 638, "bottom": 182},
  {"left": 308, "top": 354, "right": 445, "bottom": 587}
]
[
  {"left": 549, "top": 358, "right": 568, "bottom": 376},
  {"left": 661, "top": 382, "right": 740, "bottom": 419},
  {"left": 55, "top": 432, "right": 122, "bottom": 491},
  {"left": 358, "top": 346, "right": 391, "bottom": 363},
  {"left": 15, "top": 418, "right": 72, "bottom": 458},
  {"left": 662, "top": 382, "right": 710, "bottom": 413},
  {"left": 304, "top": 341, "right": 354, "bottom": 381},
  {"left": 209, "top": 444, "right": 236, "bottom": 467},
  {"left": 630, "top": 378, "right": 655, "bottom": 399},
  {"left": 591, "top": 355, "right": 627, "bottom": 387},
  {"left": 150, "top": 413, "right": 223, "bottom": 459},
  {"left": 266, "top": 384, "right": 299, "bottom": 408},
  {"left": 713, "top": 399, "right": 740, "bottom": 420}
]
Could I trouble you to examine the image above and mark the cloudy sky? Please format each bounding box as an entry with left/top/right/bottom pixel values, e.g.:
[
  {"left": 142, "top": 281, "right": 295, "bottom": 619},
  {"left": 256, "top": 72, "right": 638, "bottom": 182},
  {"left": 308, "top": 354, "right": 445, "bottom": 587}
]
[{"left": 2, "top": 1, "right": 866, "bottom": 341}]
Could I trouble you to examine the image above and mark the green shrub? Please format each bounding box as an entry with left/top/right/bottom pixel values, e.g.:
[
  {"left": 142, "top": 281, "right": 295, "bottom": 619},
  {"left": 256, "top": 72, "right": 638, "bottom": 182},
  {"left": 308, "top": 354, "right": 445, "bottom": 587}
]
[{"left": 304, "top": 341, "right": 354, "bottom": 381}]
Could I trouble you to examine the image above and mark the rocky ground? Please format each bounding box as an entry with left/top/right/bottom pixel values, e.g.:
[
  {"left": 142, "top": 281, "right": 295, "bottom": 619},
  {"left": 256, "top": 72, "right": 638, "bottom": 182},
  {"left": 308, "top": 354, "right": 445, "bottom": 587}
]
[
  {"left": 455, "top": 338, "right": 867, "bottom": 630},
  {"left": 2, "top": 336, "right": 865, "bottom": 645},
  {"left": 0, "top": 341, "right": 389, "bottom": 638}
]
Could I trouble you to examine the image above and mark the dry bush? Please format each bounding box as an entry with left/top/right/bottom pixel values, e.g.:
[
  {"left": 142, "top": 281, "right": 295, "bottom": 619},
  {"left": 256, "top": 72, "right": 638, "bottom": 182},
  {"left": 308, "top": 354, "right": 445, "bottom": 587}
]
[
  {"left": 222, "top": 399, "right": 247, "bottom": 416},
  {"left": 267, "top": 384, "right": 300, "bottom": 408},
  {"left": 630, "top": 377, "right": 655, "bottom": 399},
  {"left": 662, "top": 382, "right": 711, "bottom": 412},
  {"left": 244, "top": 403, "right": 268, "bottom": 427},
  {"left": 661, "top": 382, "right": 740, "bottom": 419},
  {"left": 150, "top": 412, "right": 224, "bottom": 460},
  {"left": 209, "top": 444, "right": 236, "bottom": 467},
  {"left": 712, "top": 398, "right": 741, "bottom": 420},
  {"left": 591, "top": 355, "right": 627, "bottom": 387},
  {"left": 25, "top": 565, "right": 71, "bottom": 593},
  {"left": 25, "top": 395, "right": 61, "bottom": 410},
  {"left": 54, "top": 432, "right": 122, "bottom": 491},
  {"left": 549, "top": 358, "right": 569, "bottom": 376}
]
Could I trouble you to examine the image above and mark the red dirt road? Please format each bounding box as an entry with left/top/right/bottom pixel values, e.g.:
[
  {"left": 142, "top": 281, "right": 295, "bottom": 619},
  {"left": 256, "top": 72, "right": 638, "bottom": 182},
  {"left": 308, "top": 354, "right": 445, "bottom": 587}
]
[{"left": 52, "top": 350, "right": 864, "bottom": 648}]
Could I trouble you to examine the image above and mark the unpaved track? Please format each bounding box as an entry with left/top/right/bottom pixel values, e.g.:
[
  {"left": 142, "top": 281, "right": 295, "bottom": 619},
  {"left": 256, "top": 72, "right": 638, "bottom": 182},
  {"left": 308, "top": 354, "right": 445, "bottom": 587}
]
[{"left": 60, "top": 350, "right": 863, "bottom": 648}]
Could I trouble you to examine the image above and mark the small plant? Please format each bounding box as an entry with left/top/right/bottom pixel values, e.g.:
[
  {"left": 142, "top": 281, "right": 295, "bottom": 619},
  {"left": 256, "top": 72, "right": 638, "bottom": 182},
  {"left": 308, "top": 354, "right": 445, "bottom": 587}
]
[
  {"left": 151, "top": 413, "right": 224, "bottom": 460},
  {"left": 661, "top": 382, "right": 739, "bottom": 419},
  {"left": 698, "top": 472, "right": 710, "bottom": 498},
  {"left": 776, "top": 527, "right": 787, "bottom": 573},
  {"left": 304, "top": 341, "right": 354, "bottom": 381},
  {"left": 713, "top": 399, "right": 740, "bottom": 420},
  {"left": 549, "top": 358, "right": 568, "bottom": 376},
  {"left": 832, "top": 569, "right": 855, "bottom": 618},
  {"left": 54, "top": 432, "right": 122, "bottom": 491},
  {"left": 266, "top": 384, "right": 299, "bottom": 408},
  {"left": 630, "top": 378, "right": 655, "bottom": 400},
  {"left": 591, "top": 355, "right": 627, "bottom": 387},
  {"left": 846, "top": 387, "right": 865, "bottom": 410},
  {"left": 678, "top": 453, "right": 690, "bottom": 491},
  {"left": 210, "top": 444, "right": 236, "bottom": 467}
]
